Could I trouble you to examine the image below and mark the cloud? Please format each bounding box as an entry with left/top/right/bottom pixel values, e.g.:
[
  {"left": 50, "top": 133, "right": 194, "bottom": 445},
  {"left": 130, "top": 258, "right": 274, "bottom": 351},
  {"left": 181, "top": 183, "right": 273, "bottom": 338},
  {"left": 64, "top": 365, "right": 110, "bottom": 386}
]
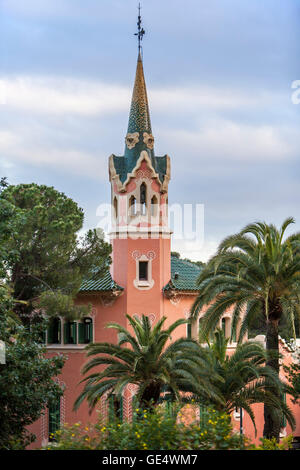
[
  {"left": 0, "top": 130, "right": 107, "bottom": 181},
  {"left": 0, "top": 74, "right": 287, "bottom": 117},
  {"left": 159, "top": 120, "right": 299, "bottom": 163},
  {"left": 0, "top": 76, "right": 130, "bottom": 116},
  {"left": 171, "top": 238, "right": 219, "bottom": 263}
]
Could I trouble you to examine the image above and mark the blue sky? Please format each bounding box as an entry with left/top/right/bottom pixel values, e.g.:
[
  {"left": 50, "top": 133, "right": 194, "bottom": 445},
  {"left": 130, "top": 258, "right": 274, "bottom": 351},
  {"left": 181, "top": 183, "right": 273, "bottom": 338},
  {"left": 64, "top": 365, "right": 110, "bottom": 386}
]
[{"left": 1, "top": 0, "right": 300, "bottom": 261}]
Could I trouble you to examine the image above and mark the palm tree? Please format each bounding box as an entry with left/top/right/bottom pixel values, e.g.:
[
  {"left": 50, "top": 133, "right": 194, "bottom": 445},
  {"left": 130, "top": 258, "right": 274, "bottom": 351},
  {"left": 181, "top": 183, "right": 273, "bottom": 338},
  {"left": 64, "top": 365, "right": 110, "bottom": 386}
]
[
  {"left": 194, "top": 329, "right": 295, "bottom": 435},
  {"left": 190, "top": 218, "right": 300, "bottom": 439},
  {"left": 74, "top": 314, "right": 221, "bottom": 413}
]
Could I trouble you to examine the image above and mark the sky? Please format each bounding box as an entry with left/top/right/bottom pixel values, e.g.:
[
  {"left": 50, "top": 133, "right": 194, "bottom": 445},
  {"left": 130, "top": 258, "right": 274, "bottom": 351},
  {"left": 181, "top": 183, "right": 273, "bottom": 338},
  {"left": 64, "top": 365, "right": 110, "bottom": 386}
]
[{"left": 1, "top": 0, "right": 300, "bottom": 261}]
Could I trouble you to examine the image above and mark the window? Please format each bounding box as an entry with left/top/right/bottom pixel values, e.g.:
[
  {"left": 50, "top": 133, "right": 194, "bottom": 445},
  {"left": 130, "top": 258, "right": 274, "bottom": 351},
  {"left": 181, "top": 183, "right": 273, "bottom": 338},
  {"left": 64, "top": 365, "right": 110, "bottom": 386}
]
[
  {"left": 48, "top": 397, "right": 61, "bottom": 440},
  {"left": 109, "top": 395, "right": 123, "bottom": 422},
  {"left": 47, "top": 317, "right": 61, "bottom": 344},
  {"left": 129, "top": 195, "right": 137, "bottom": 216},
  {"left": 113, "top": 197, "right": 118, "bottom": 220},
  {"left": 140, "top": 183, "right": 147, "bottom": 215},
  {"left": 139, "top": 261, "right": 148, "bottom": 281},
  {"left": 151, "top": 195, "right": 158, "bottom": 217},
  {"left": 187, "top": 322, "right": 192, "bottom": 339},
  {"left": 78, "top": 317, "right": 93, "bottom": 344},
  {"left": 64, "top": 321, "right": 77, "bottom": 344},
  {"left": 222, "top": 318, "right": 226, "bottom": 335}
]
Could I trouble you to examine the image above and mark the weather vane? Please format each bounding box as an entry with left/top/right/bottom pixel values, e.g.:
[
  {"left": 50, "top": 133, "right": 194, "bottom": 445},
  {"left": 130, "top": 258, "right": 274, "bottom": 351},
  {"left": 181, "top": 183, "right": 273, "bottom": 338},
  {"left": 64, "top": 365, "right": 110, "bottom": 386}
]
[{"left": 134, "top": 3, "right": 145, "bottom": 52}]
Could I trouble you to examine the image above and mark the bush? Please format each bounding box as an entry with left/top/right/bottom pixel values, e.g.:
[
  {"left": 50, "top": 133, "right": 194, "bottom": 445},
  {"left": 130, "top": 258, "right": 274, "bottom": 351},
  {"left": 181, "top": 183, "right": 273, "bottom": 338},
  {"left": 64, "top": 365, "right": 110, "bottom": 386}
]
[
  {"left": 44, "top": 404, "right": 243, "bottom": 450},
  {"left": 255, "top": 435, "right": 293, "bottom": 450}
]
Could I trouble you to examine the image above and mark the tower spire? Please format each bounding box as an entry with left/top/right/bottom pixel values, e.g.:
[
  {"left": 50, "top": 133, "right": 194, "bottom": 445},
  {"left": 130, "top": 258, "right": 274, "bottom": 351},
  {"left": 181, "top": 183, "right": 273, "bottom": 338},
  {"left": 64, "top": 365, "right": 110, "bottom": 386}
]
[{"left": 124, "top": 4, "right": 154, "bottom": 169}]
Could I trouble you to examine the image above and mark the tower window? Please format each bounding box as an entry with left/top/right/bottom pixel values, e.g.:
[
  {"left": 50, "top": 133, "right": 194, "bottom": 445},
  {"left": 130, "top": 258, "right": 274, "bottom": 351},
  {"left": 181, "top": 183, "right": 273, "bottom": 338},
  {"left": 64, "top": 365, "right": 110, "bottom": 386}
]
[
  {"left": 140, "top": 183, "right": 147, "bottom": 215},
  {"left": 139, "top": 261, "right": 148, "bottom": 281},
  {"left": 113, "top": 197, "right": 118, "bottom": 220},
  {"left": 129, "top": 195, "right": 137, "bottom": 216},
  {"left": 151, "top": 195, "right": 158, "bottom": 217}
]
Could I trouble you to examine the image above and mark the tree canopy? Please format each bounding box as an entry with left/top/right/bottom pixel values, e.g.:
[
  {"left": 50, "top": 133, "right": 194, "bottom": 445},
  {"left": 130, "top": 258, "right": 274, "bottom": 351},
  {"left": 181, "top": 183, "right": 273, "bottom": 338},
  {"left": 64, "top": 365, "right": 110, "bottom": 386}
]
[{"left": 0, "top": 182, "right": 112, "bottom": 320}]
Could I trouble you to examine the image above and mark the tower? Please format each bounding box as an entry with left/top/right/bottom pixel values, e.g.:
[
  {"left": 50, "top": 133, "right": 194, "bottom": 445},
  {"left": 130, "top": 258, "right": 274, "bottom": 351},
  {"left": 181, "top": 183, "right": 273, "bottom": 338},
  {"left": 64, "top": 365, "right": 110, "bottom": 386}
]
[{"left": 108, "top": 21, "right": 171, "bottom": 323}]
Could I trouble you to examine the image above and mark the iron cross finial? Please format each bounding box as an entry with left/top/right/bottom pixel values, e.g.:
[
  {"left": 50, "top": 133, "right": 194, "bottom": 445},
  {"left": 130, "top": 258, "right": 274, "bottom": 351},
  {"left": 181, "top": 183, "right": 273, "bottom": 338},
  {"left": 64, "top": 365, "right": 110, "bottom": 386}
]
[{"left": 134, "top": 3, "right": 145, "bottom": 52}]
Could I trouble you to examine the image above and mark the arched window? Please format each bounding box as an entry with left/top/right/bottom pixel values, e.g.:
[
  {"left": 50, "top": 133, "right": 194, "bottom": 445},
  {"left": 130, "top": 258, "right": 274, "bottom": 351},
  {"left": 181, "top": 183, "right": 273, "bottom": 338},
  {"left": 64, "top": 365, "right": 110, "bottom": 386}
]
[
  {"left": 78, "top": 317, "right": 93, "bottom": 344},
  {"left": 113, "top": 197, "right": 118, "bottom": 221},
  {"left": 129, "top": 195, "right": 137, "bottom": 217},
  {"left": 151, "top": 195, "right": 158, "bottom": 217},
  {"left": 47, "top": 317, "right": 61, "bottom": 344},
  {"left": 140, "top": 183, "right": 147, "bottom": 215}
]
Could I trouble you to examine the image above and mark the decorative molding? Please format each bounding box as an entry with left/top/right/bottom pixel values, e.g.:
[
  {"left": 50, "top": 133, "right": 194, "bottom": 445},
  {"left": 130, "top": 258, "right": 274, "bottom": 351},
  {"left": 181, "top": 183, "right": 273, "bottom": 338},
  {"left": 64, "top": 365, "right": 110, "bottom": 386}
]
[
  {"left": 143, "top": 132, "right": 154, "bottom": 150},
  {"left": 99, "top": 290, "right": 123, "bottom": 307},
  {"left": 125, "top": 132, "right": 139, "bottom": 149},
  {"left": 109, "top": 151, "right": 170, "bottom": 194},
  {"left": 132, "top": 250, "right": 141, "bottom": 260},
  {"left": 164, "top": 289, "right": 181, "bottom": 305}
]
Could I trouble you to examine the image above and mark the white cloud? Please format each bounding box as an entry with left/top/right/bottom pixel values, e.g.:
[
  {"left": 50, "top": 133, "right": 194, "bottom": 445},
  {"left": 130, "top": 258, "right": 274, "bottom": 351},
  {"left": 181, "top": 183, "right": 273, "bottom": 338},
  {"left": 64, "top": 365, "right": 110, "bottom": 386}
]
[
  {"left": 0, "top": 75, "right": 284, "bottom": 117},
  {"left": 0, "top": 130, "right": 107, "bottom": 181},
  {"left": 0, "top": 76, "right": 130, "bottom": 116},
  {"left": 171, "top": 238, "right": 219, "bottom": 262},
  {"left": 159, "top": 120, "right": 298, "bottom": 162}
]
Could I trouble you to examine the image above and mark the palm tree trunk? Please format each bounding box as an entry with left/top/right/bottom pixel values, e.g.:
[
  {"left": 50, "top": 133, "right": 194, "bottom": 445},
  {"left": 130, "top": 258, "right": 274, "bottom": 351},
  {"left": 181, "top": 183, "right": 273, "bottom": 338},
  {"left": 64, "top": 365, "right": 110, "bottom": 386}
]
[
  {"left": 263, "top": 316, "right": 281, "bottom": 440},
  {"left": 140, "top": 381, "right": 161, "bottom": 410}
]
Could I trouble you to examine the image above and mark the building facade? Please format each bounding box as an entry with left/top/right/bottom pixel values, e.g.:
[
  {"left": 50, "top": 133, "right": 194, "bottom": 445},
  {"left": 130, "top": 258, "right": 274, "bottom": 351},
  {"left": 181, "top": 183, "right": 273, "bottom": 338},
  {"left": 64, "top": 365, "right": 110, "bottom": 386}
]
[{"left": 28, "top": 50, "right": 300, "bottom": 449}]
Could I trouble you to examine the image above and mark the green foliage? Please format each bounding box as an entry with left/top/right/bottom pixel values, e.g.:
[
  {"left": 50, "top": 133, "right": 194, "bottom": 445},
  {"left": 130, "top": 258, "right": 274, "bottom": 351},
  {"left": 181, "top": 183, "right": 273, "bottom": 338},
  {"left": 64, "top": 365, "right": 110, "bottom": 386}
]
[
  {"left": 74, "top": 315, "right": 220, "bottom": 413},
  {"left": 191, "top": 218, "right": 300, "bottom": 438},
  {"left": 44, "top": 405, "right": 243, "bottom": 450},
  {"left": 0, "top": 183, "right": 111, "bottom": 319},
  {"left": 0, "top": 310, "right": 65, "bottom": 449},
  {"left": 195, "top": 330, "right": 295, "bottom": 435},
  {"left": 255, "top": 435, "right": 293, "bottom": 450}
]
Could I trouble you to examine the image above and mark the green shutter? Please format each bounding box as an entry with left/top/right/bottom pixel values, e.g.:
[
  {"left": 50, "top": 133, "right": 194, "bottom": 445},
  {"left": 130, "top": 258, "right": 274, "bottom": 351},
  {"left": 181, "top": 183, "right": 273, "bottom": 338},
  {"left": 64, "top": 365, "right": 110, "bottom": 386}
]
[
  {"left": 78, "top": 322, "right": 85, "bottom": 344},
  {"left": 48, "top": 322, "right": 54, "bottom": 344},
  {"left": 187, "top": 322, "right": 192, "bottom": 339},
  {"left": 78, "top": 319, "right": 93, "bottom": 344},
  {"left": 64, "top": 322, "right": 77, "bottom": 344}
]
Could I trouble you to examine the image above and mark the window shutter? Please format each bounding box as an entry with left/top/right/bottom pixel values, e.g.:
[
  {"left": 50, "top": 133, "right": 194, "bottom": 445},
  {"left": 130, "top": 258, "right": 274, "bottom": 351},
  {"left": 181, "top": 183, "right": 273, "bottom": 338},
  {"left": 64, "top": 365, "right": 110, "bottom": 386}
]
[
  {"left": 48, "top": 322, "right": 54, "bottom": 344},
  {"left": 78, "top": 322, "right": 85, "bottom": 344},
  {"left": 64, "top": 321, "right": 77, "bottom": 344},
  {"left": 63, "top": 322, "right": 68, "bottom": 344},
  {"left": 187, "top": 322, "right": 192, "bottom": 339}
]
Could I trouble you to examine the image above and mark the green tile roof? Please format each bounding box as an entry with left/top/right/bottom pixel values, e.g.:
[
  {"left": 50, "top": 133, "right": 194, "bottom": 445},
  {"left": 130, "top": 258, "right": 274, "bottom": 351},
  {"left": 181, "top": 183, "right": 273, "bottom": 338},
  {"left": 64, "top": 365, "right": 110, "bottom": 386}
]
[
  {"left": 80, "top": 270, "right": 124, "bottom": 293},
  {"left": 112, "top": 153, "right": 168, "bottom": 185},
  {"left": 163, "top": 256, "right": 203, "bottom": 292}
]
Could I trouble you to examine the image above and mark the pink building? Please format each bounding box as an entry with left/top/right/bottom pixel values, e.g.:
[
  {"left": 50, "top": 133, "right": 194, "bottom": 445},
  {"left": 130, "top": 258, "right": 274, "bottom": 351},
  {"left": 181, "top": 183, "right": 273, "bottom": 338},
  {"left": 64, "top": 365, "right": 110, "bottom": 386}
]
[{"left": 28, "top": 48, "right": 300, "bottom": 449}]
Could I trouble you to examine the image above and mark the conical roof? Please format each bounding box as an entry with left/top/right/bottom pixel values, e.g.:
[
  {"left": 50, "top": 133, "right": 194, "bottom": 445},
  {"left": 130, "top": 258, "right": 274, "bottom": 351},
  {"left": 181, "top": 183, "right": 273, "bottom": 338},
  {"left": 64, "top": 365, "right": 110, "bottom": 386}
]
[
  {"left": 124, "top": 51, "right": 155, "bottom": 170},
  {"left": 127, "top": 51, "right": 152, "bottom": 135}
]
